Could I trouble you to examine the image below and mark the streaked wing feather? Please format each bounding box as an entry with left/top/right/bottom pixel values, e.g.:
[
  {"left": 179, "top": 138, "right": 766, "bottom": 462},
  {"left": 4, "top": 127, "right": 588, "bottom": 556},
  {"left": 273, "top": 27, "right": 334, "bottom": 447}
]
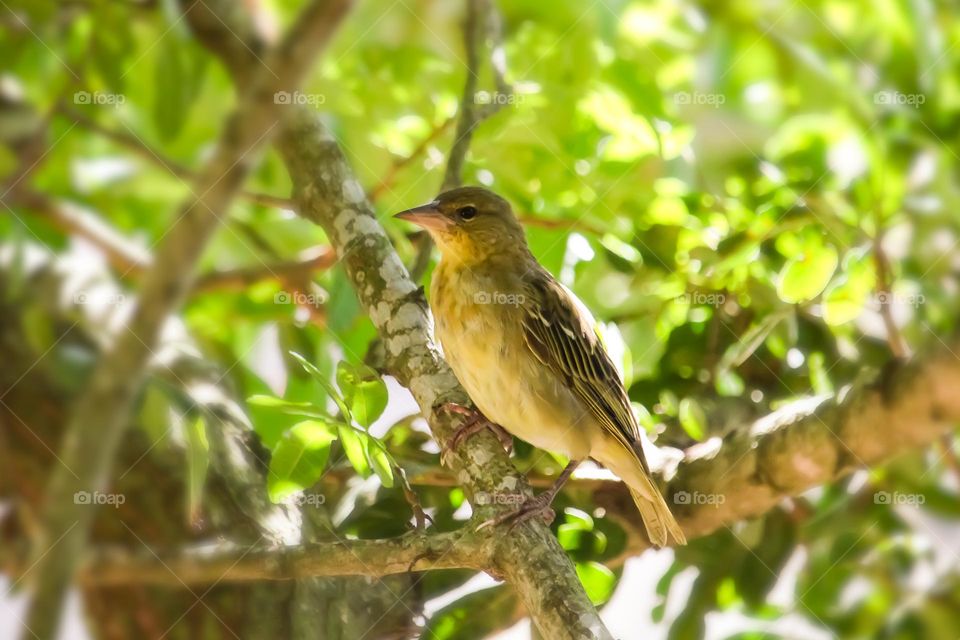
[{"left": 521, "top": 270, "right": 649, "bottom": 472}]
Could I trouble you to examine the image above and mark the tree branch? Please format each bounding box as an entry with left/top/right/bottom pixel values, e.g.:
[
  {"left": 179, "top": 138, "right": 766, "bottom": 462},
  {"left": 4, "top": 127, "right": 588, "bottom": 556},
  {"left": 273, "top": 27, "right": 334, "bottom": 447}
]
[
  {"left": 66, "top": 532, "right": 482, "bottom": 586},
  {"left": 654, "top": 346, "right": 960, "bottom": 542},
  {"left": 368, "top": 116, "right": 456, "bottom": 202},
  {"left": 183, "top": 2, "right": 612, "bottom": 638},
  {"left": 57, "top": 105, "right": 295, "bottom": 211},
  {"left": 11, "top": 190, "right": 152, "bottom": 273},
  {"left": 441, "top": 0, "right": 512, "bottom": 191},
  {"left": 21, "top": 3, "right": 353, "bottom": 638},
  {"left": 192, "top": 246, "right": 336, "bottom": 293},
  {"left": 54, "top": 341, "right": 960, "bottom": 583}
]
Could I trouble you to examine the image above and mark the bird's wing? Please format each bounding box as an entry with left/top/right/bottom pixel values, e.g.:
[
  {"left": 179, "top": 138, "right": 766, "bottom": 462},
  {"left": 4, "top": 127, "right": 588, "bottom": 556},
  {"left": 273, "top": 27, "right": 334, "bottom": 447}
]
[{"left": 521, "top": 269, "right": 649, "bottom": 473}]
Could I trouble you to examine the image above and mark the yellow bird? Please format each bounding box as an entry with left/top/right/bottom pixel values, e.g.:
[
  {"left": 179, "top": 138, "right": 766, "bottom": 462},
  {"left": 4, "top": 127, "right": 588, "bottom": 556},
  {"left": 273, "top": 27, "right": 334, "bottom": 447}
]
[{"left": 396, "top": 186, "right": 686, "bottom": 547}]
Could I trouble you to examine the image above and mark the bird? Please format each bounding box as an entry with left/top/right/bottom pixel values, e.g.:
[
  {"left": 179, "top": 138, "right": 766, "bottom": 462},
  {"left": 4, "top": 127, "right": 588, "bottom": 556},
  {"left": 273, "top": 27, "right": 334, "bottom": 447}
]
[{"left": 395, "top": 186, "right": 686, "bottom": 547}]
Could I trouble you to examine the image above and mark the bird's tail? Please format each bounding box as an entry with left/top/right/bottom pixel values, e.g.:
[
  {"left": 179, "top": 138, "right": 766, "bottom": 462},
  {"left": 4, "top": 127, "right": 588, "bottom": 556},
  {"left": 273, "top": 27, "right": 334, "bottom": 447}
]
[{"left": 630, "top": 474, "right": 686, "bottom": 548}]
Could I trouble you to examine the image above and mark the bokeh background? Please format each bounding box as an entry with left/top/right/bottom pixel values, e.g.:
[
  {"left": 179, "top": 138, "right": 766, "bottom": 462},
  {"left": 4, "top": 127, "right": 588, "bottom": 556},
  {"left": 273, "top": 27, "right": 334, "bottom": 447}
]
[{"left": 2, "top": 0, "right": 960, "bottom": 638}]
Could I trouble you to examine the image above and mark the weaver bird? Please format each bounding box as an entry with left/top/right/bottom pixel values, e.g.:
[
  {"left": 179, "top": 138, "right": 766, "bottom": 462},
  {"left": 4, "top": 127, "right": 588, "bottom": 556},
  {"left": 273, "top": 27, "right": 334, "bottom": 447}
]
[{"left": 395, "top": 187, "right": 686, "bottom": 547}]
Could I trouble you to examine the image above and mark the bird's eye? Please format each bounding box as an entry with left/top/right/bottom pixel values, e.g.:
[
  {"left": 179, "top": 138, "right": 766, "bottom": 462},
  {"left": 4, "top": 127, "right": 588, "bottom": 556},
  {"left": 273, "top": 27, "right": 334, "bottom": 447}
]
[{"left": 457, "top": 205, "right": 477, "bottom": 220}]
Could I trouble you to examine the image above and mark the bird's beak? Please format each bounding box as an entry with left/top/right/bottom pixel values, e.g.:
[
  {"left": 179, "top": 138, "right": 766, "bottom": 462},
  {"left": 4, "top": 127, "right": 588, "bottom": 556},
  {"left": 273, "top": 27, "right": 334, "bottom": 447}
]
[{"left": 394, "top": 201, "right": 453, "bottom": 231}]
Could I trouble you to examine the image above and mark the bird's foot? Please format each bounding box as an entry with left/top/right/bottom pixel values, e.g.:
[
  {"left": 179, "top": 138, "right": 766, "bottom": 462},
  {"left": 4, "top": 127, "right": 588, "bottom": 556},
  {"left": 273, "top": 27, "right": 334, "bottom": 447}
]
[
  {"left": 438, "top": 402, "right": 513, "bottom": 459},
  {"left": 475, "top": 460, "right": 580, "bottom": 532},
  {"left": 476, "top": 492, "right": 557, "bottom": 531}
]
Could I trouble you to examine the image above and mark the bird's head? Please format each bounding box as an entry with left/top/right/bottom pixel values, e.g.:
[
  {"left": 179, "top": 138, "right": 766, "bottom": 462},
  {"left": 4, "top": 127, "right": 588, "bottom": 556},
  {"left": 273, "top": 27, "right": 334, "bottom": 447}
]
[{"left": 394, "top": 186, "right": 529, "bottom": 266}]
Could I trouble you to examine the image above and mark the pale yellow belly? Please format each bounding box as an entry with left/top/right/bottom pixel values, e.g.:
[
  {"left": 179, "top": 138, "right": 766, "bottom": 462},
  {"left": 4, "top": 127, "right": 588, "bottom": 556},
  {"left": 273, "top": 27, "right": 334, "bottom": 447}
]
[{"left": 434, "top": 300, "right": 593, "bottom": 460}]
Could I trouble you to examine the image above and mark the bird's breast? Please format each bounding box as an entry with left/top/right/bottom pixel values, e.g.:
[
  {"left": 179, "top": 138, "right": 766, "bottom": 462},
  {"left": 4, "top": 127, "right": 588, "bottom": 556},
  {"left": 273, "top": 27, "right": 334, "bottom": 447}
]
[{"left": 430, "top": 262, "right": 593, "bottom": 459}]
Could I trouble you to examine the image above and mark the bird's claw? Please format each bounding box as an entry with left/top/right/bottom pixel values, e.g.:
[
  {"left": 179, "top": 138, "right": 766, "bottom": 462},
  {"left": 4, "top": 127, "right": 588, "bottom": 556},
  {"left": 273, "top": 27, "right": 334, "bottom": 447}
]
[{"left": 438, "top": 402, "right": 513, "bottom": 462}]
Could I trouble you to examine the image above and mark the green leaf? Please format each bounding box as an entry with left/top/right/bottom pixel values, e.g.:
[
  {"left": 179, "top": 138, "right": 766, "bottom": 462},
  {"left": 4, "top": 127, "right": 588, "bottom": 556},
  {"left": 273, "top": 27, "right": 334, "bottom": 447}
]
[
  {"left": 563, "top": 507, "right": 595, "bottom": 530},
  {"left": 558, "top": 523, "right": 590, "bottom": 551},
  {"left": 678, "top": 397, "right": 707, "bottom": 441},
  {"left": 658, "top": 390, "right": 679, "bottom": 416},
  {"left": 575, "top": 561, "right": 617, "bottom": 605},
  {"left": 338, "top": 424, "right": 371, "bottom": 477},
  {"left": 185, "top": 415, "right": 209, "bottom": 524},
  {"left": 823, "top": 253, "right": 875, "bottom": 326},
  {"left": 423, "top": 586, "right": 517, "bottom": 639},
  {"left": 808, "top": 351, "right": 834, "bottom": 395},
  {"left": 91, "top": 4, "right": 134, "bottom": 92},
  {"left": 336, "top": 361, "right": 389, "bottom": 427},
  {"left": 777, "top": 244, "right": 839, "bottom": 303},
  {"left": 367, "top": 440, "right": 395, "bottom": 488},
  {"left": 326, "top": 268, "right": 362, "bottom": 334},
  {"left": 153, "top": 37, "right": 203, "bottom": 141},
  {"left": 714, "top": 369, "right": 745, "bottom": 397},
  {"left": 22, "top": 305, "right": 54, "bottom": 353},
  {"left": 599, "top": 233, "right": 642, "bottom": 265},
  {"left": 247, "top": 395, "right": 327, "bottom": 418},
  {"left": 139, "top": 383, "right": 171, "bottom": 445},
  {"left": 822, "top": 280, "right": 867, "bottom": 325},
  {"left": 290, "top": 352, "right": 352, "bottom": 419},
  {"left": 718, "top": 309, "right": 791, "bottom": 370},
  {"left": 633, "top": 403, "right": 657, "bottom": 432},
  {"left": 267, "top": 420, "right": 337, "bottom": 503}
]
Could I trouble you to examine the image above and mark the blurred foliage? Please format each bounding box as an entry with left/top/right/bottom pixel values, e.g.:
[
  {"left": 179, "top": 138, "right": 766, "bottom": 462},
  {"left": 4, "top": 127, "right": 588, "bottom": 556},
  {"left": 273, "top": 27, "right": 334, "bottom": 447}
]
[{"left": 3, "top": 0, "right": 960, "bottom": 638}]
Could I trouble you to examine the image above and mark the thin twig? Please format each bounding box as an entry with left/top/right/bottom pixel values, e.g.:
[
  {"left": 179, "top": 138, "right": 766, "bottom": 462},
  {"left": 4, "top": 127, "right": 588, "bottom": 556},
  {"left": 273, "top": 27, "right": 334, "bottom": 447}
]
[
  {"left": 192, "top": 247, "right": 336, "bottom": 293},
  {"left": 408, "top": 0, "right": 516, "bottom": 283},
  {"left": 10, "top": 189, "right": 333, "bottom": 297},
  {"left": 873, "top": 229, "right": 909, "bottom": 359},
  {"left": 57, "top": 105, "right": 296, "bottom": 210},
  {"left": 11, "top": 190, "right": 152, "bottom": 272},
  {"left": 516, "top": 214, "right": 605, "bottom": 236},
  {"left": 441, "top": 0, "right": 513, "bottom": 191},
  {"left": 1, "top": 531, "right": 483, "bottom": 586},
  {"left": 396, "top": 466, "right": 433, "bottom": 531},
  {"left": 368, "top": 116, "right": 456, "bottom": 203}
]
